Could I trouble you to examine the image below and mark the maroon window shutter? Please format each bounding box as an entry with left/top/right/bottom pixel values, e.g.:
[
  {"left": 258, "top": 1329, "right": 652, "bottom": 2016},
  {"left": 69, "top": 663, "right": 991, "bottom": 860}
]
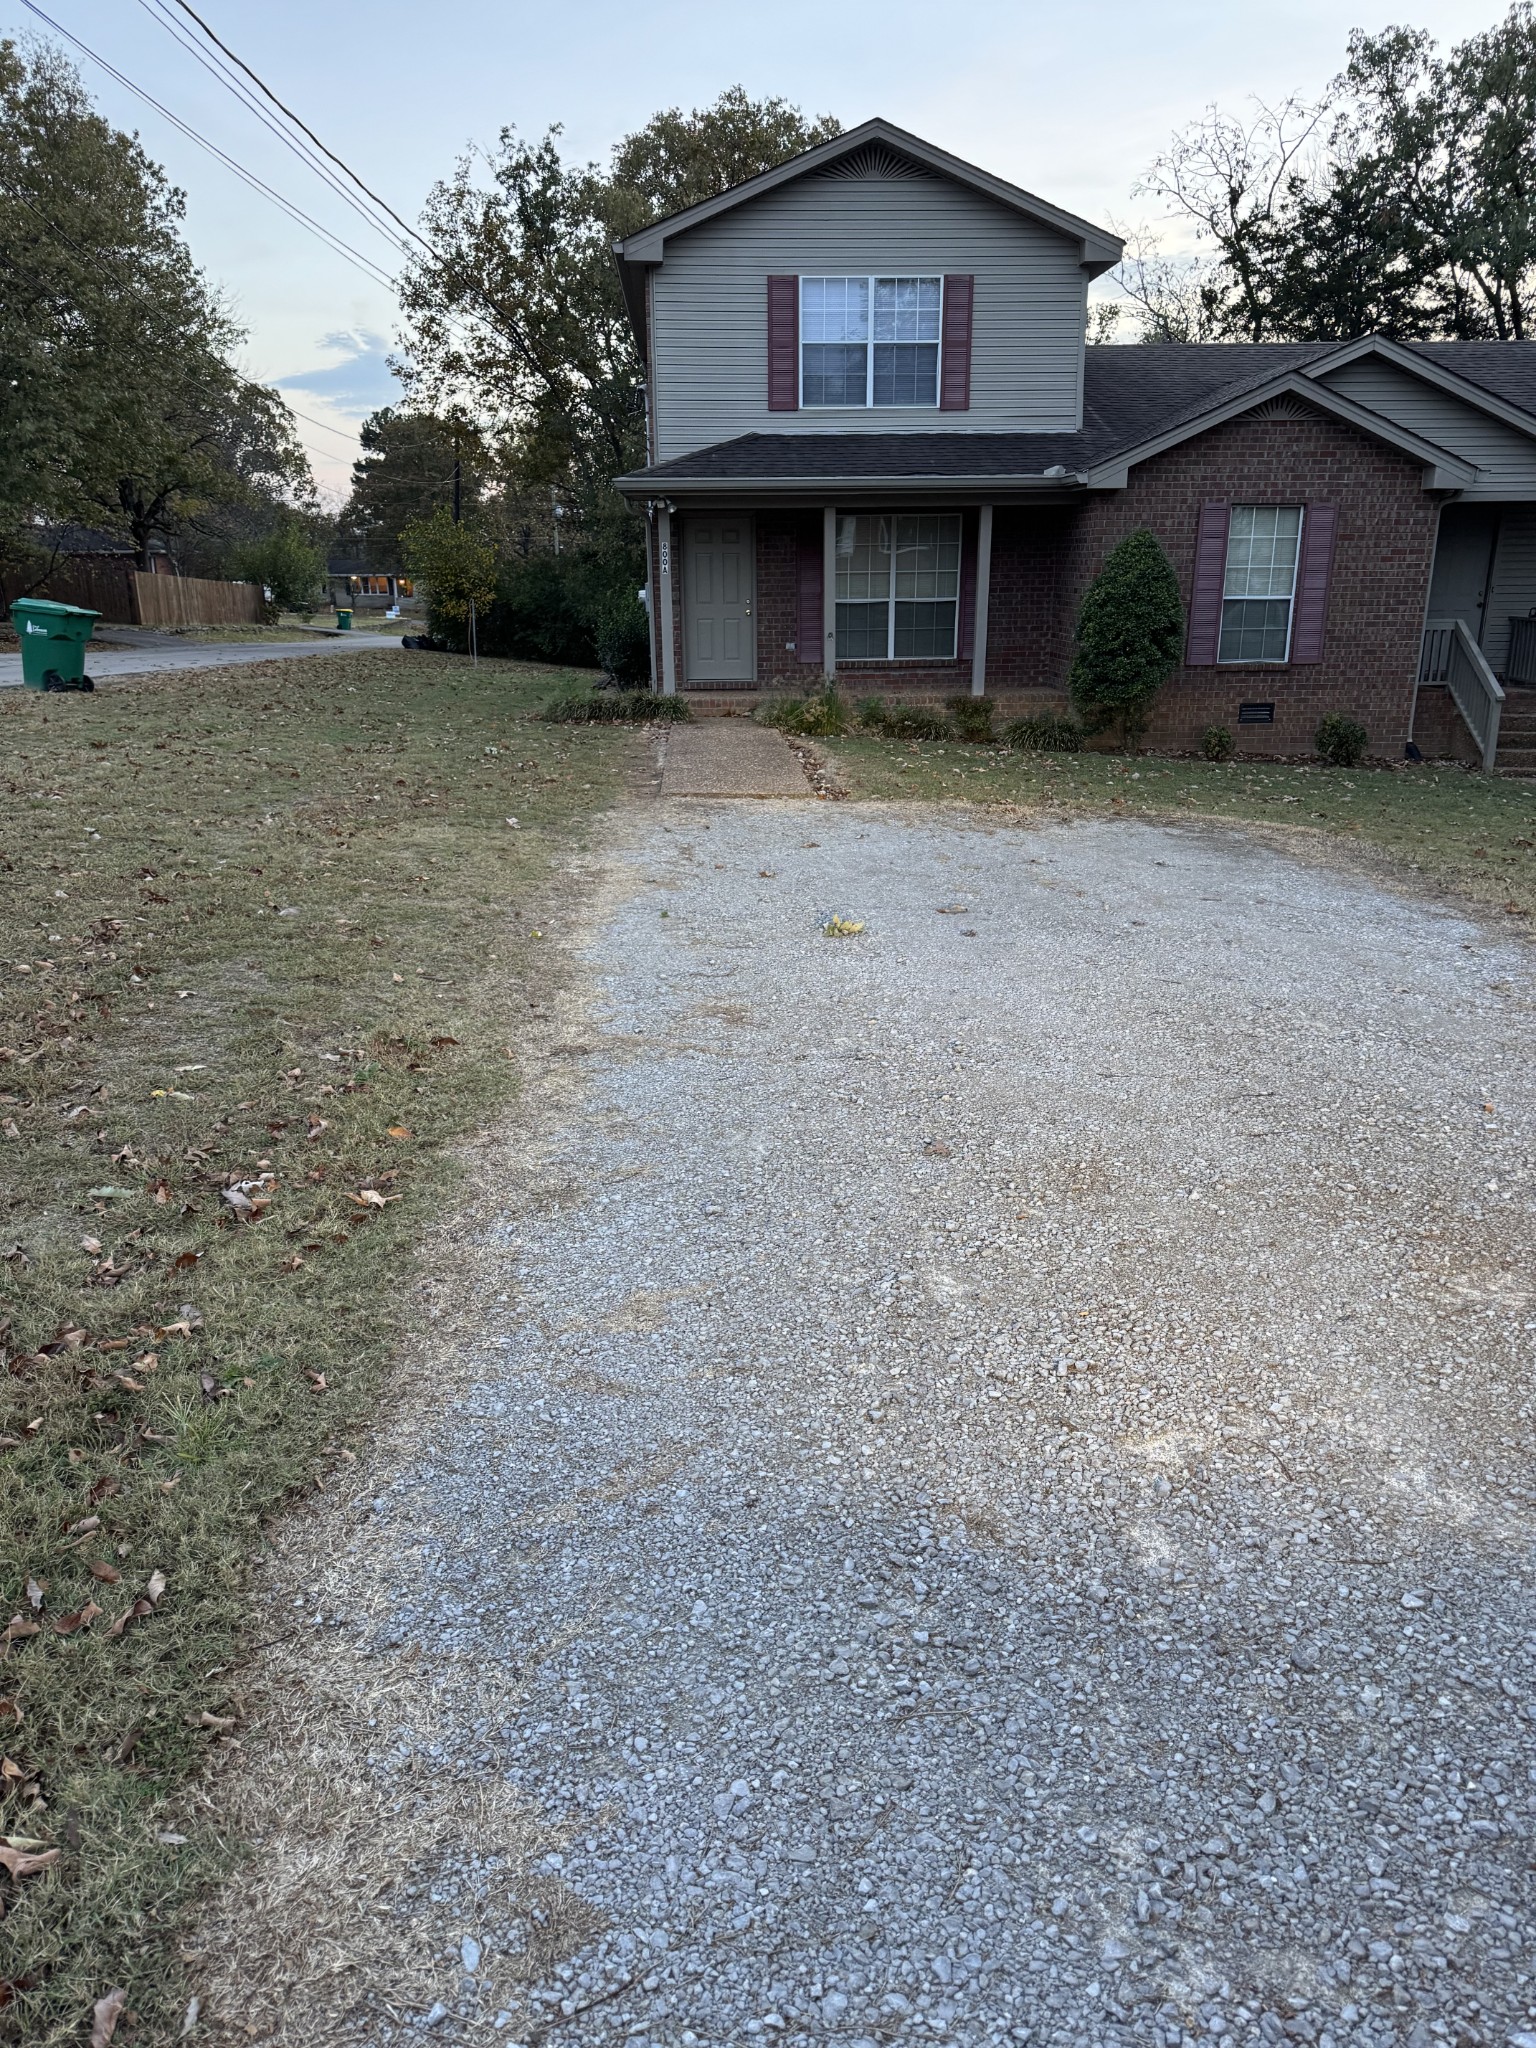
[
  {"left": 1186, "top": 500, "right": 1231, "bottom": 666},
  {"left": 958, "top": 515, "right": 978, "bottom": 659},
  {"left": 797, "top": 528, "right": 823, "bottom": 663},
  {"left": 939, "top": 276, "right": 973, "bottom": 412},
  {"left": 767, "top": 276, "right": 799, "bottom": 411},
  {"left": 1289, "top": 503, "right": 1337, "bottom": 663}
]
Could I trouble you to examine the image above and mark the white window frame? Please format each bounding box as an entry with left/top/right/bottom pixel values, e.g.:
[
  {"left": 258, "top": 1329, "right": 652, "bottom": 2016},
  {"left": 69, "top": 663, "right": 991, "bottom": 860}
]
[
  {"left": 799, "top": 275, "right": 944, "bottom": 410},
  {"left": 1218, "top": 504, "right": 1304, "bottom": 666},
  {"left": 834, "top": 511, "right": 963, "bottom": 661}
]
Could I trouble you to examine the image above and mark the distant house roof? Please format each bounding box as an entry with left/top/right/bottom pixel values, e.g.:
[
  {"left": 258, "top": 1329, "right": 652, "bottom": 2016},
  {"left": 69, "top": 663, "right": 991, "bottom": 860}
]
[
  {"left": 39, "top": 524, "right": 137, "bottom": 557},
  {"left": 615, "top": 339, "right": 1536, "bottom": 499}
]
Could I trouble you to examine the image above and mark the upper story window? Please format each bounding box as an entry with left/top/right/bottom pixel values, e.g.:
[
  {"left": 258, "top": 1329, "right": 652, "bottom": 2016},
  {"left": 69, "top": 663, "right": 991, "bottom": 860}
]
[
  {"left": 1219, "top": 505, "right": 1302, "bottom": 663},
  {"left": 801, "top": 276, "right": 942, "bottom": 408}
]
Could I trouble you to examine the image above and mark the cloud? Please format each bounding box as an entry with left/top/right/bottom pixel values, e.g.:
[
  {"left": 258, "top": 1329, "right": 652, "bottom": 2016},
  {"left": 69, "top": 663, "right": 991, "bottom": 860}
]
[{"left": 275, "top": 330, "right": 402, "bottom": 415}]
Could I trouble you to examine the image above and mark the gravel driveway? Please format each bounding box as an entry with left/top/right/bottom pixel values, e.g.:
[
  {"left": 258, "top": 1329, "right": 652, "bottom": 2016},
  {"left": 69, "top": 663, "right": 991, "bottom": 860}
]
[{"left": 207, "top": 806, "right": 1536, "bottom": 2048}]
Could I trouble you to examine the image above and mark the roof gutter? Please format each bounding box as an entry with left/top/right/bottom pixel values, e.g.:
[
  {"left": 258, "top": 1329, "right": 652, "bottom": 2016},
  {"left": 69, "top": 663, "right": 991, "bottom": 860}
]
[{"left": 613, "top": 470, "right": 1089, "bottom": 502}]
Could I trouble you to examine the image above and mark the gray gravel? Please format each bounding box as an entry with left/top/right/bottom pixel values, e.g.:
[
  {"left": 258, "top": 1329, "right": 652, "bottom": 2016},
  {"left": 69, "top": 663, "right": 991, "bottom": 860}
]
[{"left": 346, "top": 808, "right": 1536, "bottom": 2047}]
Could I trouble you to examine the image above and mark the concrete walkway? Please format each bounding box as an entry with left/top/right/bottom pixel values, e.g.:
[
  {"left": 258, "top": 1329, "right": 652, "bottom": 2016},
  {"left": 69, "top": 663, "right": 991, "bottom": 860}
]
[
  {"left": 0, "top": 634, "right": 388, "bottom": 688},
  {"left": 658, "top": 718, "right": 810, "bottom": 797}
]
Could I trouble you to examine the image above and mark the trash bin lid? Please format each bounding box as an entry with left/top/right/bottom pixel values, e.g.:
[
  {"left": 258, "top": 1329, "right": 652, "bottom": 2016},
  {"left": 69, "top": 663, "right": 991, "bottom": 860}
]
[{"left": 10, "top": 597, "right": 100, "bottom": 621}]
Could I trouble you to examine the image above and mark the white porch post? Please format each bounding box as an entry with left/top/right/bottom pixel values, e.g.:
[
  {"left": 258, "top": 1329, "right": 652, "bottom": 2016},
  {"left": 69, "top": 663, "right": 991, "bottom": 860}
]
[
  {"left": 971, "top": 503, "right": 994, "bottom": 698},
  {"left": 657, "top": 504, "right": 678, "bottom": 697},
  {"left": 822, "top": 505, "right": 838, "bottom": 678}
]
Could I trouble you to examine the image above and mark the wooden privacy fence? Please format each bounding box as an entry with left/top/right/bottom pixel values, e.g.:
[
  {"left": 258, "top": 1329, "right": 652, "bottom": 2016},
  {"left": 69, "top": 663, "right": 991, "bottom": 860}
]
[
  {"left": 131, "top": 573, "right": 264, "bottom": 627},
  {"left": 3, "top": 563, "right": 264, "bottom": 626}
]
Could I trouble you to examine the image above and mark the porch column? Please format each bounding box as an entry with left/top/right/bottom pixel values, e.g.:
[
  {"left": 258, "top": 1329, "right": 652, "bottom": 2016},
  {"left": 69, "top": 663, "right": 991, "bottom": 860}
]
[
  {"left": 657, "top": 505, "right": 678, "bottom": 697},
  {"left": 971, "top": 503, "right": 994, "bottom": 698},
  {"left": 822, "top": 505, "right": 838, "bottom": 677}
]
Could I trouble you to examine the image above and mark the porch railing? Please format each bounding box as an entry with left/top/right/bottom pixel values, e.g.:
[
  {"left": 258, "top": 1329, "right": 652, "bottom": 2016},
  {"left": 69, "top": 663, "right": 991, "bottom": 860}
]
[
  {"left": 1507, "top": 615, "right": 1536, "bottom": 686},
  {"left": 1420, "top": 615, "right": 1505, "bottom": 771}
]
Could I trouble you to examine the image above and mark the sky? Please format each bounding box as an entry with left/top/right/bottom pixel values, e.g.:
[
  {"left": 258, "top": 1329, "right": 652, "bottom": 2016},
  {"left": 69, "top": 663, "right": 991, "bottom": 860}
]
[{"left": 5, "top": 0, "right": 1510, "bottom": 501}]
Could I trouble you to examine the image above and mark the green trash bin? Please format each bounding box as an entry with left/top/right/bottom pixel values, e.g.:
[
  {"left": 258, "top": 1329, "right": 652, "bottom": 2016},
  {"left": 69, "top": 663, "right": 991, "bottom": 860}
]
[
  {"left": 11, "top": 597, "right": 98, "bottom": 691},
  {"left": 335, "top": 607, "right": 353, "bottom": 631}
]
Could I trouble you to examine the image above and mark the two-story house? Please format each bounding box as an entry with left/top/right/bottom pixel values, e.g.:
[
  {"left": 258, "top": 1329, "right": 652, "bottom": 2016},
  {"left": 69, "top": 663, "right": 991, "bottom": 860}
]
[{"left": 613, "top": 120, "right": 1536, "bottom": 766}]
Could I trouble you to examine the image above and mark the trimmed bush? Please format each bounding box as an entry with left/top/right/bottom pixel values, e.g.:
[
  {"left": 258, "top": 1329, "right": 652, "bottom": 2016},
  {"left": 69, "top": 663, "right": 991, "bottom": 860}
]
[
  {"left": 540, "top": 689, "right": 690, "bottom": 725},
  {"left": 589, "top": 588, "right": 652, "bottom": 685},
  {"left": 1003, "top": 713, "right": 1083, "bottom": 753},
  {"left": 887, "top": 706, "right": 953, "bottom": 741},
  {"left": 1069, "top": 528, "right": 1185, "bottom": 748},
  {"left": 755, "top": 685, "right": 850, "bottom": 737},
  {"left": 946, "top": 694, "right": 996, "bottom": 743},
  {"left": 1202, "top": 724, "right": 1235, "bottom": 762},
  {"left": 1315, "top": 713, "right": 1368, "bottom": 767}
]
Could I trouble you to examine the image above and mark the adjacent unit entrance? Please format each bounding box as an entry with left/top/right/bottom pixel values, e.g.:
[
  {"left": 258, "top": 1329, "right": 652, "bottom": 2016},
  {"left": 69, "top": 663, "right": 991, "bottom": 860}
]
[
  {"left": 1428, "top": 504, "right": 1502, "bottom": 644},
  {"left": 683, "top": 517, "right": 755, "bottom": 685}
]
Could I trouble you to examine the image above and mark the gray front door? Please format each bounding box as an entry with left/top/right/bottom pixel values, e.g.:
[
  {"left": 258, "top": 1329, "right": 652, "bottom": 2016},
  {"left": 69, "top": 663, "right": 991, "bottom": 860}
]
[
  {"left": 1429, "top": 505, "right": 1502, "bottom": 644},
  {"left": 684, "top": 517, "right": 754, "bottom": 683}
]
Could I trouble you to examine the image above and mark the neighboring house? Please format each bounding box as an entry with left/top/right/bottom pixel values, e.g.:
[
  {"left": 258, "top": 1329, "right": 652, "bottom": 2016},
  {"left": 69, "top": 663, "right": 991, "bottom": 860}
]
[
  {"left": 613, "top": 119, "right": 1536, "bottom": 766},
  {"left": 325, "top": 554, "right": 416, "bottom": 612}
]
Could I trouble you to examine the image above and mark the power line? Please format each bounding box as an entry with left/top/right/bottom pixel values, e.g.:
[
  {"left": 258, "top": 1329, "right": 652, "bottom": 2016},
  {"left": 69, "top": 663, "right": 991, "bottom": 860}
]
[
  {"left": 164, "top": 0, "right": 434, "bottom": 257},
  {"left": 15, "top": 0, "right": 400, "bottom": 294},
  {"left": 134, "top": 0, "right": 418, "bottom": 266}
]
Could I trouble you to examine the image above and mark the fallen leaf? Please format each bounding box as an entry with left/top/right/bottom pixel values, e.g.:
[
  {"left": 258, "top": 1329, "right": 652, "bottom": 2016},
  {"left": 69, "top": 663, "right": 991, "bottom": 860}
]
[
  {"left": 305, "top": 1116, "right": 328, "bottom": 1139},
  {"left": 0, "top": 1840, "right": 60, "bottom": 1881},
  {"left": 0, "top": 1700, "right": 20, "bottom": 1727},
  {"left": 305, "top": 1372, "right": 327, "bottom": 1392},
  {"left": 430, "top": 1035, "right": 459, "bottom": 1047},
  {"left": 145, "top": 1570, "right": 167, "bottom": 1606},
  {"left": 923, "top": 1139, "right": 953, "bottom": 1158},
  {"left": 159, "top": 1475, "right": 180, "bottom": 1494},
  {"left": 2, "top": 1617, "right": 41, "bottom": 1650},
  {"left": 104, "top": 1600, "right": 154, "bottom": 1638},
  {"left": 90, "top": 1986, "right": 127, "bottom": 2047},
  {"left": 80, "top": 1235, "right": 102, "bottom": 1255},
  {"left": 64, "top": 1515, "right": 100, "bottom": 1538},
  {"left": 151, "top": 1180, "right": 171, "bottom": 1204},
  {"left": 25, "top": 1580, "right": 43, "bottom": 1613},
  {"left": 112, "top": 1374, "right": 145, "bottom": 1393},
  {"left": 89, "top": 1562, "right": 121, "bottom": 1585},
  {"left": 386, "top": 1125, "right": 412, "bottom": 1139},
  {"left": 86, "top": 1476, "right": 119, "bottom": 1506},
  {"left": 197, "top": 1710, "right": 236, "bottom": 1733},
  {"left": 53, "top": 1600, "right": 102, "bottom": 1636},
  {"left": 221, "top": 1188, "right": 254, "bottom": 1216},
  {"left": 823, "top": 917, "right": 865, "bottom": 938},
  {"left": 171, "top": 1251, "right": 201, "bottom": 1272}
]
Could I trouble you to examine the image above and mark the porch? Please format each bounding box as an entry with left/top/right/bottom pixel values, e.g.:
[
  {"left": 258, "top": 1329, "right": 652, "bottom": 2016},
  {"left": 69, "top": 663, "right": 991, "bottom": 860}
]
[{"left": 1415, "top": 502, "right": 1536, "bottom": 773}]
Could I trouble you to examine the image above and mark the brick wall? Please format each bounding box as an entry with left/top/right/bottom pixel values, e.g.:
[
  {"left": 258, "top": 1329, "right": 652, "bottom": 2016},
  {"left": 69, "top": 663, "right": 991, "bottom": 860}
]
[
  {"left": 661, "top": 410, "right": 1449, "bottom": 755},
  {"left": 1052, "top": 411, "right": 1441, "bottom": 757}
]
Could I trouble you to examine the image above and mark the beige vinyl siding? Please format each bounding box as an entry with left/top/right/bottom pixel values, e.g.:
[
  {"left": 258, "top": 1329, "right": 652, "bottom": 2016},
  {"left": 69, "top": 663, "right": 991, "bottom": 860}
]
[
  {"left": 648, "top": 171, "right": 1089, "bottom": 461},
  {"left": 1484, "top": 507, "right": 1536, "bottom": 672},
  {"left": 1318, "top": 358, "right": 1536, "bottom": 498}
]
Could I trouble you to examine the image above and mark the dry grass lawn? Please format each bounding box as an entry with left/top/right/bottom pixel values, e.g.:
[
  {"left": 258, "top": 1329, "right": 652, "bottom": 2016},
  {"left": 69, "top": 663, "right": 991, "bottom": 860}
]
[{"left": 0, "top": 649, "right": 635, "bottom": 2044}]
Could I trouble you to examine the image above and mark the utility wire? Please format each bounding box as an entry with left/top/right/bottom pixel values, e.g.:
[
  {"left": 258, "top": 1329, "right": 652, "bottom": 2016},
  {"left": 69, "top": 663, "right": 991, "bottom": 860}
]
[
  {"left": 134, "top": 0, "right": 418, "bottom": 265},
  {"left": 164, "top": 0, "right": 434, "bottom": 257},
  {"left": 15, "top": 0, "right": 400, "bottom": 294}
]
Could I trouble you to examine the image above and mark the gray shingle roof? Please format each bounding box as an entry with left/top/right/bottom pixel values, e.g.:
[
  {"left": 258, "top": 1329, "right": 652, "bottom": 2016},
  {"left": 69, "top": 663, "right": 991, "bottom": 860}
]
[{"left": 619, "top": 340, "right": 1536, "bottom": 489}]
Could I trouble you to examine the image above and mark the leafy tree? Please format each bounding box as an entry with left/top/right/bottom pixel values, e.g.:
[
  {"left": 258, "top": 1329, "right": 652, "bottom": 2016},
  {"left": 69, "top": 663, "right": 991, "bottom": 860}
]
[
  {"left": 0, "top": 39, "right": 313, "bottom": 576},
  {"left": 227, "top": 513, "right": 327, "bottom": 615},
  {"left": 401, "top": 508, "right": 497, "bottom": 635},
  {"left": 1069, "top": 530, "right": 1185, "bottom": 749},
  {"left": 337, "top": 407, "right": 487, "bottom": 568},
  {"left": 1121, "top": 6, "right": 1536, "bottom": 343}
]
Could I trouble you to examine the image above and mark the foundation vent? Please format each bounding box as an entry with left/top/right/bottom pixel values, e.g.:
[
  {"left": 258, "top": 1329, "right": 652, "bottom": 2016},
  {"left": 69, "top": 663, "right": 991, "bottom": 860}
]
[{"left": 1238, "top": 701, "right": 1277, "bottom": 724}]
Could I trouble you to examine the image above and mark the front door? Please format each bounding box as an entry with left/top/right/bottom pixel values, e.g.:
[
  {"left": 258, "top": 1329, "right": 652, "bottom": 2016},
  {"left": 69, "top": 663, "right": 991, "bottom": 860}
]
[
  {"left": 684, "top": 517, "right": 754, "bottom": 684},
  {"left": 1429, "top": 505, "right": 1502, "bottom": 645}
]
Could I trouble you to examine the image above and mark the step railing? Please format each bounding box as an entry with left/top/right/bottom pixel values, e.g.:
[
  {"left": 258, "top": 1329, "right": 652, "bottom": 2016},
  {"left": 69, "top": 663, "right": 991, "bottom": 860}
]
[
  {"left": 1420, "top": 616, "right": 1505, "bottom": 770},
  {"left": 1507, "top": 615, "right": 1536, "bottom": 686}
]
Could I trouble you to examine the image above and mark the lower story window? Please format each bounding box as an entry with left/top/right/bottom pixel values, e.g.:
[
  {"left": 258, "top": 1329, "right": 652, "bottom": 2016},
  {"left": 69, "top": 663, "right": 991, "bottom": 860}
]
[
  {"left": 1219, "top": 504, "right": 1302, "bottom": 663},
  {"left": 835, "top": 512, "right": 962, "bottom": 660}
]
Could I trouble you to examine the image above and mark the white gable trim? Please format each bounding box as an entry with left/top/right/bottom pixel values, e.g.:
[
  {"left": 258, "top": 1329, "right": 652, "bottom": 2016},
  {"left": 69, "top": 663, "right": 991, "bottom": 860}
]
[{"left": 615, "top": 118, "right": 1123, "bottom": 274}]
